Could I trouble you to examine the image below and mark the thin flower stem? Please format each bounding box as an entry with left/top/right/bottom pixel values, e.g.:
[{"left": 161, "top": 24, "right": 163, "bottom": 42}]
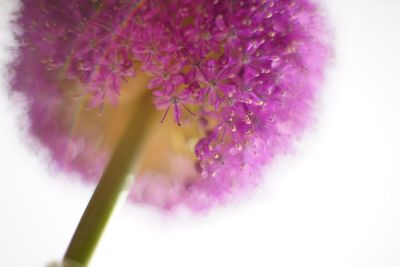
[{"left": 63, "top": 93, "right": 156, "bottom": 267}]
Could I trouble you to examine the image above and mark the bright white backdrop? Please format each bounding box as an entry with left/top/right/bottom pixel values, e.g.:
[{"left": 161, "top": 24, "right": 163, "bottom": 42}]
[{"left": 1, "top": 1, "right": 400, "bottom": 266}]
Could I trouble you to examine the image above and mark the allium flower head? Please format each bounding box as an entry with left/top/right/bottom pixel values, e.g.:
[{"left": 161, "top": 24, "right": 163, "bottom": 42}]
[{"left": 12, "top": 0, "right": 330, "bottom": 211}]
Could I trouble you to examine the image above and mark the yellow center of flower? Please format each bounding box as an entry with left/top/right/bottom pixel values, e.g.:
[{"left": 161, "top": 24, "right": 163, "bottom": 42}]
[{"left": 62, "top": 70, "right": 201, "bottom": 183}]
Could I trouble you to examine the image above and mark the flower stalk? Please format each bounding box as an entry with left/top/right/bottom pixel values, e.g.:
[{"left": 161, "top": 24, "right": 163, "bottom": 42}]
[{"left": 63, "top": 92, "right": 156, "bottom": 266}]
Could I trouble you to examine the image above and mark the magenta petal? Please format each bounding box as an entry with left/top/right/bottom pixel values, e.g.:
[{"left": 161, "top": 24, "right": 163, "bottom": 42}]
[
  {"left": 148, "top": 77, "right": 164, "bottom": 89},
  {"left": 171, "top": 74, "right": 184, "bottom": 85}
]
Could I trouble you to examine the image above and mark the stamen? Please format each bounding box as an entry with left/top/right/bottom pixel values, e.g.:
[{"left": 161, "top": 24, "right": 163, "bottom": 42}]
[
  {"left": 160, "top": 105, "right": 170, "bottom": 124},
  {"left": 182, "top": 104, "right": 196, "bottom": 117}
]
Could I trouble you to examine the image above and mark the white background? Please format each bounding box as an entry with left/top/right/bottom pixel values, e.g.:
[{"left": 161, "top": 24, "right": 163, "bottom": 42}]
[{"left": 1, "top": 0, "right": 400, "bottom": 266}]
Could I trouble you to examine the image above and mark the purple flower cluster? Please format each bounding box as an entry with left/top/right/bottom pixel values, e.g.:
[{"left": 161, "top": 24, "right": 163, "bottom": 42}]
[{"left": 12, "top": 0, "right": 329, "bottom": 211}]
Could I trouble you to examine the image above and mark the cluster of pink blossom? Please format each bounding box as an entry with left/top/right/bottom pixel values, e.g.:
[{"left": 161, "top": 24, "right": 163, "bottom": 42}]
[{"left": 12, "top": 0, "right": 329, "bottom": 210}]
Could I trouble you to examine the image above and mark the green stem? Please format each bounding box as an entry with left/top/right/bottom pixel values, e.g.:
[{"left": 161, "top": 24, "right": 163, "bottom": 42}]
[{"left": 63, "top": 93, "right": 155, "bottom": 267}]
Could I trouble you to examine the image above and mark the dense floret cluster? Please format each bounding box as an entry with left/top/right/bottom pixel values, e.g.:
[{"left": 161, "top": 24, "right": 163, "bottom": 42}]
[{"left": 13, "top": 0, "right": 329, "bottom": 210}]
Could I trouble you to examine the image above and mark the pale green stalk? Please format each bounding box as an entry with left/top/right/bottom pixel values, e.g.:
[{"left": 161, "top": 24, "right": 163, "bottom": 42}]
[{"left": 63, "top": 93, "right": 155, "bottom": 266}]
